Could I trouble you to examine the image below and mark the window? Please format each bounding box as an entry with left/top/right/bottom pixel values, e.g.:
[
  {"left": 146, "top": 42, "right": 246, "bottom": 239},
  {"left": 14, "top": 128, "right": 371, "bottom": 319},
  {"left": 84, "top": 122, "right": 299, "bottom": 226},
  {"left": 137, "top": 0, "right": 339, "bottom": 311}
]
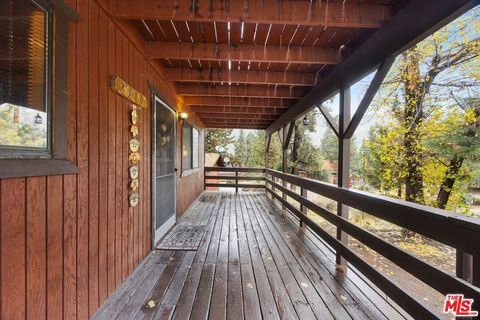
[
  {"left": 0, "top": 0, "right": 78, "bottom": 178},
  {"left": 182, "top": 123, "right": 199, "bottom": 173},
  {"left": 0, "top": 0, "right": 51, "bottom": 157}
]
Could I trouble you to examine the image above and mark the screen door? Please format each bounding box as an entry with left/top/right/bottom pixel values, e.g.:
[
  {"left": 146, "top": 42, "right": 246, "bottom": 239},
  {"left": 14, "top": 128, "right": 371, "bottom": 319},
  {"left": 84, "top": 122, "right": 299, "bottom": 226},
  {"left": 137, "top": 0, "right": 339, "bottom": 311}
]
[{"left": 152, "top": 97, "right": 176, "bottom": 244}]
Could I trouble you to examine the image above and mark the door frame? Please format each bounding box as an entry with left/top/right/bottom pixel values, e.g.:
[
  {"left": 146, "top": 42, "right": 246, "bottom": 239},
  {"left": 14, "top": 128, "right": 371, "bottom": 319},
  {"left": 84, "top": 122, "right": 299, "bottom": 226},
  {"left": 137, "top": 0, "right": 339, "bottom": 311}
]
[{"left": 151, "top": 95, "right": 177, "bottom": 248}]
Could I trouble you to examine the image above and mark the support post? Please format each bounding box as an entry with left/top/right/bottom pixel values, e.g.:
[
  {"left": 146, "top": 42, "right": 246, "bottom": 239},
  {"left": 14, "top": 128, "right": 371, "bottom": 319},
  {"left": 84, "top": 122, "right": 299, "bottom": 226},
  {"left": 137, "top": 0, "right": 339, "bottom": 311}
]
[
  {"left": 336, "top": 83, "right": 351, "bottom": 270},
  {"left": 282, "top": 125, "right": 289, "bottom": 210}
]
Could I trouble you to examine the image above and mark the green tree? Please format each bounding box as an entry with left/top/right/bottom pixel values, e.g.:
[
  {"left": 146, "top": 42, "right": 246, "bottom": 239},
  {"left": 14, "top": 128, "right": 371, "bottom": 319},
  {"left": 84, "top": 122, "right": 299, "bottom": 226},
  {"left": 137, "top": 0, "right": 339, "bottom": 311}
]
[
  {"left": 205, "top": 128, "right": 234, "bottom": 153},
  {"left": 289, "top": 110, "right": 327, "bottom": 179},
  {"left": 233, "top": 130, "right": 248, "bottom": 166},
  {"left": 267, "top": 131, "right": 282, "bottom": 170},
  {"left": 362, "top": 8, "right": 480, "bottom": 213},
  {"left": 320, "top": 127, "right": 338, "bottom": 163}
]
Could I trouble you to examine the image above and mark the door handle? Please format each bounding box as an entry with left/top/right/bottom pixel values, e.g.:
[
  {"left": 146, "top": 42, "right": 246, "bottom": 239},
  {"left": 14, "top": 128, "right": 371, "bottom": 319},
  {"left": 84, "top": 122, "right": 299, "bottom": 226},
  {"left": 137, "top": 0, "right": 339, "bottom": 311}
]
[{"left": 174, "top": 168, "right": 178, "bottom": 172}]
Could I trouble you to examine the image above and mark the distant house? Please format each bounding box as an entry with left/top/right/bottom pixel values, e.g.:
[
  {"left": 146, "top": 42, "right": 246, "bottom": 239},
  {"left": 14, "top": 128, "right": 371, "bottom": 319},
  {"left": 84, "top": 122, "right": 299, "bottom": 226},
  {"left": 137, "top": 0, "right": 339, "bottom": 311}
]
[
  {"left": 205, "top": 152, "right": 225, "bottom": 167},
  {"left": 205, "top": 153, "right": 226, "bottom": 191},
  {"left": 323, "top": 160, "right": 338, "bottom": 184}
]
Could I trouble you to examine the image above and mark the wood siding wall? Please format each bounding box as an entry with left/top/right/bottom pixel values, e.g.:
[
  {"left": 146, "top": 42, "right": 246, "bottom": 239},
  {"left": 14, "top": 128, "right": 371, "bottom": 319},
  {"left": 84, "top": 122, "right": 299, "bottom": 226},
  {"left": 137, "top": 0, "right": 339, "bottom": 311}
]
[{"left": 0, "top": 0, "right": 204, "bottom": 319}]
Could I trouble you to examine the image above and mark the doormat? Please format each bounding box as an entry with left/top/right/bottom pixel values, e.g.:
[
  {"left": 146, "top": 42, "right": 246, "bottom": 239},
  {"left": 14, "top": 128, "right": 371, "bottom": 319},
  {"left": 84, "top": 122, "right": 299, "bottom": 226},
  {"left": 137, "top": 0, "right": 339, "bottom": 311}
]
[{"left": 156, "top": 225, "right": 206, "bottom": 251}]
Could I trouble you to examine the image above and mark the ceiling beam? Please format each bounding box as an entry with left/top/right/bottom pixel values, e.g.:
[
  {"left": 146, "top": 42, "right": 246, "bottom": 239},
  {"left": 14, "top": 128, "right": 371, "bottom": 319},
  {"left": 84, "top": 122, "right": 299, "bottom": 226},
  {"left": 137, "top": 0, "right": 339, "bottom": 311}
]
[
  {"left": 266, "top": 0, "right": 478, "bottom": 135},
  {"left": 201, "top": 119, "right": 273, "bottom": 125},
  {"left": 189, "top": 106, "right": 285, "bottom": 115},
  {"left": 183, "top": 96, "right": 293, "bottom": 108},
  {"left": 176, "top": 84, "right": 307, "bottom": 99},
  {"left": 204, "top": 125, "right": 267, "bottom": 129},
  {"left": 195, "top": 113, "right": 280, "bottom": 120},
  {"left": 145, "top": 42, "right": 339, "bottom": 65},
  {"left": 112, "top": 0, "right": 392, "bottom": 28},
  {"left": 166, "top": 68, "right": 318, "bottom": 87}
]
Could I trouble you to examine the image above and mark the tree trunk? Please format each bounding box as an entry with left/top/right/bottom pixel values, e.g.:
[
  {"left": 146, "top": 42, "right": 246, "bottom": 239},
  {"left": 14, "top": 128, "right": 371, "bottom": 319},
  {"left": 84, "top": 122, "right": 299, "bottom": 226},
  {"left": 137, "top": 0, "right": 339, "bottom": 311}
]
[
  {"left": 437, "top": 155, "right": 464, "bottom": 209},
  {"left": 290, "top": 123, "right": 302, "bottom": 174},
  {"left": 403, "top": 47, "right": 425, "bottom": 205}
]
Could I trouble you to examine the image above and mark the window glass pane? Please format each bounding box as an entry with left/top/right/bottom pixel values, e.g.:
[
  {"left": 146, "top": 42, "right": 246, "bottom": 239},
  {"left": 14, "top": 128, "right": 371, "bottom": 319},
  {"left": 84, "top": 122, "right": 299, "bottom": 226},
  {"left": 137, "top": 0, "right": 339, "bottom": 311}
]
[
  {"left": 192, "top": 127, "right": 199, "bottom": 168},
  {"left": 0, "top": 0, "right": 48, "bottom": 149},
  {"left": 182, "top": 124, "right": 192, "bottom": 171}
]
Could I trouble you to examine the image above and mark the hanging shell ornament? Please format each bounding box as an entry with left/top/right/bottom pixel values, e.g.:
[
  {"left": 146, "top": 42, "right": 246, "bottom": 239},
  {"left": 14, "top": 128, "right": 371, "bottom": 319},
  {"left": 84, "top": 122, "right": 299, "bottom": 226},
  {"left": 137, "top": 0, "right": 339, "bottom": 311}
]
[
  {"left": 129, "top": 138, "right": 140, "bottom": 152},
  {"left": 129, "top": 165, "right": 139, "bottom": 179},
  {"left": 129, "top": 192, "right": 139, "bottom": 207},
  {"left": 130, "top": 179, "right": 139, "bottom": 191},
  {"left": 130, "top": 125, "right": 139, "bottom": 137},
  {"left": 129, "top": 152, "right": 141, "bottom": 164},
  {"left": 131, "top": 108, "right": 139, "bottom": 125}
]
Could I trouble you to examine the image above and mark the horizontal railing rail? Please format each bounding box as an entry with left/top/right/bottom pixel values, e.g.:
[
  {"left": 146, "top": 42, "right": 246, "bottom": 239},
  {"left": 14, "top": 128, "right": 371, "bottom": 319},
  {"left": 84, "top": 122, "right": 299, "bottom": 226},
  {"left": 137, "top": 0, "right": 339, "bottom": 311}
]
[
  {"left": 205, "top": 167, "right": 265, "bottom": 191},
  {"left": 264, "top": 168, "right": 480, "bottom": 319}
]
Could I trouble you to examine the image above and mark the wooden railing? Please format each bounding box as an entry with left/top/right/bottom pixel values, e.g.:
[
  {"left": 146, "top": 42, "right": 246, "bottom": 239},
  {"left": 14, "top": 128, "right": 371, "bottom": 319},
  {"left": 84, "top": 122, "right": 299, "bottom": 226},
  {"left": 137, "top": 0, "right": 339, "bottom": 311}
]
[
  {"left": 204, "top": 167, "right": 265, "bottom": 192},
  {"left": 264, "top": 168, "right": 480, "bottom": 319}
]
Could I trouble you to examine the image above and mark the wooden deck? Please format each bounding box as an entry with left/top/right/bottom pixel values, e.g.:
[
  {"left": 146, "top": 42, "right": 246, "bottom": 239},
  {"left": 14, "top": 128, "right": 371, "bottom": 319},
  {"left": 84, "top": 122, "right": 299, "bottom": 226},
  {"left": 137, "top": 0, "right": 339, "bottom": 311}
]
[{"left": 93, "top": 191, "right": 410, "bottom": 320}]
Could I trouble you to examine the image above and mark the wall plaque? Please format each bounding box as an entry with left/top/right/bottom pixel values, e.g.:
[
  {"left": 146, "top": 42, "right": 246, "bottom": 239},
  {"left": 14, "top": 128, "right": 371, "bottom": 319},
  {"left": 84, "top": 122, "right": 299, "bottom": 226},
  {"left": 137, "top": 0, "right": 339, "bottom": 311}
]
[{"left": 110, "top": 76, "right": 148, "bottom": 108}]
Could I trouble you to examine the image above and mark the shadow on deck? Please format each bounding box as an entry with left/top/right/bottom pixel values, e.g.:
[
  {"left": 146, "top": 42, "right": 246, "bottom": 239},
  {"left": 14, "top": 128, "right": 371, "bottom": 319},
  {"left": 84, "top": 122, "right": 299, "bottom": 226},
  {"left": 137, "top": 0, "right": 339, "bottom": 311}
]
[{"left": 93, "top": 191, "right": 410, "bottom": 320}]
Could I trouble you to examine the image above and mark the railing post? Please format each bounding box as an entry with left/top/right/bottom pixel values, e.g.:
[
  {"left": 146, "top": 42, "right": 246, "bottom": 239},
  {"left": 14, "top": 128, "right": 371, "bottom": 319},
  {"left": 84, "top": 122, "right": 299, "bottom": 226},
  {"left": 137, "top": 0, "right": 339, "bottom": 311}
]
[
  {"left": 300, "top": 187, "right": 307, "bottom": 230},
  {"left": 336, "top": 83, "right": 351, "bottom": 270},
  {"left": 204, "top": 168, "right": 207, "bottom": 190},
  {"left": 456, "top": 251, "right": 473, "bottom": 283},
  {"left": 235, "top": 170, "right": 239, "bottom": 193}
]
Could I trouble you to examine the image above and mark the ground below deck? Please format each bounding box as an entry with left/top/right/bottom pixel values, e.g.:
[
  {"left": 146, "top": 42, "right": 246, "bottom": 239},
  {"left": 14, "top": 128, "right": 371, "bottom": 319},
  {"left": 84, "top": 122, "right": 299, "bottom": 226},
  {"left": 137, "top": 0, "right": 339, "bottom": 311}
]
[{"left": 93, "top": 191, "right": 410, "bottom": 320}]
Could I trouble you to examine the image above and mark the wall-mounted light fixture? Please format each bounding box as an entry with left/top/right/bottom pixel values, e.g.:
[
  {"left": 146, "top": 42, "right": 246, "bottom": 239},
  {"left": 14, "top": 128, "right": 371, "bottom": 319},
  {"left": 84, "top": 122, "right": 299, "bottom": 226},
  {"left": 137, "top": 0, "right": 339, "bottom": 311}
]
[
  {"left": 34, "top": 113, "right": 43, "bottom": 125},
  {"left": 179, "top": 112, "right": 188, "bottom": 122}
]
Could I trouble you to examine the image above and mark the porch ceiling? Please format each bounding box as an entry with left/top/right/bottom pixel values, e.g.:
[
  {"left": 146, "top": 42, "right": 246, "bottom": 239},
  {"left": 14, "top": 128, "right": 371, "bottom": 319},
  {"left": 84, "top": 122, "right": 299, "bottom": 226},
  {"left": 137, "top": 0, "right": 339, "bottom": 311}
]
[{"left": 111, "top": 0, "right": 408, "bottom": 129}]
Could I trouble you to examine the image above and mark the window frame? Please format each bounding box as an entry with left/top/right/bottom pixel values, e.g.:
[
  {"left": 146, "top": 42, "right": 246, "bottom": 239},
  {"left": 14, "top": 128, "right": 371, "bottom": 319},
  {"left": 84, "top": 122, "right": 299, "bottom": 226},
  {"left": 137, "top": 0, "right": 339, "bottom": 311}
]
[
  {"left": 181, "top": 121, "right": 200, "bottom": 176},
  {"left": 0, "top": 0, "right": 79, "bottom": 179}
]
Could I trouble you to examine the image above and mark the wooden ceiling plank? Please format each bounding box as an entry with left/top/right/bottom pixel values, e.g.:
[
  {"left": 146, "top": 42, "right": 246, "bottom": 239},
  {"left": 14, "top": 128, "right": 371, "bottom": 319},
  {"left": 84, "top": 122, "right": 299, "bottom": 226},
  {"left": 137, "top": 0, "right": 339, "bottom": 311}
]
[
  {"left": 189, "top": 106, "right": 284, "bottom": 115},
  {"left": 183, "top": 96, "right": 294, "bottom": 108},
  {"left": 166, "top": 68, "right": 318, "bottom": 86},
  {"left": 145, "top": 41, "right": 340, "bottom": 65},
  {"left": 195, "top": 113, "right": 280, "bottom": 120},
  {"left": 112, "top": 0, "right": 392, "bottom": 29},
  {"left": 176, "top": 84, "right": 307, "bottom": 99}
]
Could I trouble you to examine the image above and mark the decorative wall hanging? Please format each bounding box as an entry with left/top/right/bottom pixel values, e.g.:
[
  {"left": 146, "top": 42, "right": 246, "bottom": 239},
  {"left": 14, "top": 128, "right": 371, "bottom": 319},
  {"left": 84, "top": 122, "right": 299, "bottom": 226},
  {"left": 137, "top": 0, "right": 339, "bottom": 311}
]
[
  {"left": 110, "top": 76, "right": 148, "bottom": 108},
  {"left": 110, "top": 76, "right": 146, "bottom": 207},
  {"left": 129, "top": 165, "right": 139, "bottom": 179},
  {"left": 129, "top": 192, "right": 139, "bottom": 207},
  {"left": 127, "top": 104, "right": 141, "bottom": 207}
]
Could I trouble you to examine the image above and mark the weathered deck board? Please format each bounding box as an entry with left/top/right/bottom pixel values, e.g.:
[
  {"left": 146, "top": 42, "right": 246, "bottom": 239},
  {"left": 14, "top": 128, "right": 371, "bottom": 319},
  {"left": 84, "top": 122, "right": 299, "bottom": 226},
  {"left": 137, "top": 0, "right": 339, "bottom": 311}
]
[{"left": 93, "top": 191, "right": 410, "bottom": 320}]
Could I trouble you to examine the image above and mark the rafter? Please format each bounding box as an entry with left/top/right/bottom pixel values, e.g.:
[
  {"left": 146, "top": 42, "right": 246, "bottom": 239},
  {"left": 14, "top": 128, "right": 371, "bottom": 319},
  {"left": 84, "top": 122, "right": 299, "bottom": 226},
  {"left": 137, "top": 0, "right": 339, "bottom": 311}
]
[
  {"left": 145, "top": 42, "right": 339, "bottom": 65},
  {"left": 204, "top": 124, "right": 268, "bottom": 129},
  {"left": 195, "top": 113, "right": 280, "bottom": 120},
  {"left": 176, "top": 84, "right": 307, "bottom": 99},
  {"left": 190, "top": 106, "right": 285, "bottom": 115},
  {"left": 183, "top": 96, "right": 293, "bottom": 108},
  {"left": 112, "top": 0, "right": 392, "bottom": 28},
  {"left": 166, "top": 68, "right": 318, "bottom": 87},
  {"left": 201, "top": 118, "right": 272, "bottom": 125}
]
